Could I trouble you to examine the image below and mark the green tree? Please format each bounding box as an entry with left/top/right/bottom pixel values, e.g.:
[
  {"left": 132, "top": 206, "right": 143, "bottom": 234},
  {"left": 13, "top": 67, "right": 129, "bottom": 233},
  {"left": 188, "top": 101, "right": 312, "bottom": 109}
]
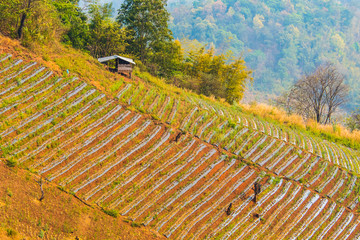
[
  {"left": 225, "top": 58, "right": 253, "bottom": 104},
  {"left": 53, "top": 0, "right": 89, "bottom": 50},
  {"left": 0, "top": 0, "right": 62, "bottom": 45},
  {"left": 117, "top": 0, "right": 172, "bottom": 62},
  {"left": 148, "top": 39, "right": 183, "bottom": 77},
  {"left": 117, "top": 0, "right": 180, "bottom": 76},
  {"left": 183, "top": 47, "right": 252, "bottom": 104},
  {"left": 0, "top": 0, "right": 20, "bottom": 37},
  {"left": 88, "top": 3, "right": 129, "bottom": 58}
]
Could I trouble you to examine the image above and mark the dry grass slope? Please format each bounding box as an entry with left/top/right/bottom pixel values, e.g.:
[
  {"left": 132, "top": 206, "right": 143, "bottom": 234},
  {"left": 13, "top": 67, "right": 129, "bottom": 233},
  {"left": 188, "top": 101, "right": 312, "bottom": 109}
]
[{"left": 0, "top": 161, "right": 164, "bottom": 240}]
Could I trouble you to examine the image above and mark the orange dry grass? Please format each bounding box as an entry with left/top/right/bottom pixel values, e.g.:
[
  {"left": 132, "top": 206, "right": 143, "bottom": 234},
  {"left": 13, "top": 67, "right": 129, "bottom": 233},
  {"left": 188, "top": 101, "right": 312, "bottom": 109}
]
[
  {"left": 240, "top": 102, "right": 306, "bottom": 128},
  {"left": 240, "top": 102, "right": 360, "bottom": 149},
  {"left": 307, "top": 120, "right": 360, "bottom": 143}
]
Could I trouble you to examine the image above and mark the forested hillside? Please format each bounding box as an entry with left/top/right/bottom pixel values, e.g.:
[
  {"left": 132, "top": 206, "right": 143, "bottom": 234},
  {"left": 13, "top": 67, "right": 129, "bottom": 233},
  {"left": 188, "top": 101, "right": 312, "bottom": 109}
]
[{"left": 167, "top": 0, "right": 360, "bottom": 111}]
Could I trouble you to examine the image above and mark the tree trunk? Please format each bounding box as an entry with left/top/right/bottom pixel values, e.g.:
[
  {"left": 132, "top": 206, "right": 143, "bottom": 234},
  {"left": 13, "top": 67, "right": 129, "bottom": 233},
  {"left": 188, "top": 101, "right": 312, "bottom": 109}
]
[
  {"left": 316, "top": 111, "right": 321, "bottom": 123},
  {"left": 17, "top": 12, "right": 27, "bottom": 39},
  {"left": 17, "top": 0, "right": 32, "bottom": 39}
]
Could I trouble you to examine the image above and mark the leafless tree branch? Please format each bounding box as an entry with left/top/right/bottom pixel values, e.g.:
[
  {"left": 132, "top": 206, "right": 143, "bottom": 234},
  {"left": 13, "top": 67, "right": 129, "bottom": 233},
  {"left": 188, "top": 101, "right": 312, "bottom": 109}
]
[{"left": 277, "top": 63, "right": 349, "bottom": 124}]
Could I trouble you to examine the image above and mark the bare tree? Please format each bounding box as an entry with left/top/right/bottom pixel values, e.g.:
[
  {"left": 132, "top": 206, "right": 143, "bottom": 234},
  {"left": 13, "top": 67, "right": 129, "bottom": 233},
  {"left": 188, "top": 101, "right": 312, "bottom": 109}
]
[
  {"left": 346, "top": 111, "right": 360, "bottom": 131},
  {"left": 323, "top": 66, "right": 349, "bottom": 124},
  {"left": 284, "top": 63, "right": 349, "bottom": 124}
]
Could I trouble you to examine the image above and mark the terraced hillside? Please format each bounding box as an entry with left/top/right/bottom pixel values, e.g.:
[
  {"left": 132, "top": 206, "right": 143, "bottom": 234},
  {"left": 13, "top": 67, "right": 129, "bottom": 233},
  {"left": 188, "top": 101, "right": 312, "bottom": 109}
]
[{"left": 1, "top": 52, "right": 360, "bottom": 239}]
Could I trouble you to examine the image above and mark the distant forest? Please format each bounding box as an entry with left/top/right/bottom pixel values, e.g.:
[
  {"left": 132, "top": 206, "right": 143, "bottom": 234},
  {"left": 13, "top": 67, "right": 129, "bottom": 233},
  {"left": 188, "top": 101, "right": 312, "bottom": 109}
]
[{"left": 166, "top": 0, "right": 360, "bottom": 111}]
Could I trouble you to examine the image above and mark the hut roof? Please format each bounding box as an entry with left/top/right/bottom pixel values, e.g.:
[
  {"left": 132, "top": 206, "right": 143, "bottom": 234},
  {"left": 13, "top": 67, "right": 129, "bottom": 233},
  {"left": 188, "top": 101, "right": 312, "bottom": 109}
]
[{"left": 98, "top": 55, "right": 136, "bottom": 65}]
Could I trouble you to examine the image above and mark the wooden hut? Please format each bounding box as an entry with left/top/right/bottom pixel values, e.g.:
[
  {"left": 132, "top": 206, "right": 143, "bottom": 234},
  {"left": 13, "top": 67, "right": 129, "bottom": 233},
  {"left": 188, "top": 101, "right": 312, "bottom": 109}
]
[{"left": 98, "top": 55, "right": 136, "bottom": 78}]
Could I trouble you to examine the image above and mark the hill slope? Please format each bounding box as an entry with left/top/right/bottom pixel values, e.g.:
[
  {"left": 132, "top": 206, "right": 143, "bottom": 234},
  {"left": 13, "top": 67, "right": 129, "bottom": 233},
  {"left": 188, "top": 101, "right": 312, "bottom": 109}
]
[
  {"left": 1, "top": 36, "right": 360, "bottom": 239},
  {"left": 0, "top": 161, "right": 163, "bottom": 240}
]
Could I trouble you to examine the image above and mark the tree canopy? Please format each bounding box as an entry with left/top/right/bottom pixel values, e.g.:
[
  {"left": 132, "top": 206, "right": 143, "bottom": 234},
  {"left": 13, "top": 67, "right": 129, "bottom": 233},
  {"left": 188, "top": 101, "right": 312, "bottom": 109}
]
[
  {"left": 117, "top": 0, "right": 182, "bottom": 77},
  {"left": 117, "top": 0, "right": 172, "bottom": 62},
  {"left": 0, "top": 0, "right": 63, "bottom": 45},
  {"left": 175, "top": 47, "right": 252, "bottom": 104}
]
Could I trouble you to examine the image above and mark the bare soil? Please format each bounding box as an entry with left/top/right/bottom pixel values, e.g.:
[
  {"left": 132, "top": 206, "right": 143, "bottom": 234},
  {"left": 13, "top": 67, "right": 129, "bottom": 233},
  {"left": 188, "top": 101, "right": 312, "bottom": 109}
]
[{"left": 0, "top": 160, "right": 164, "bottom": 240}]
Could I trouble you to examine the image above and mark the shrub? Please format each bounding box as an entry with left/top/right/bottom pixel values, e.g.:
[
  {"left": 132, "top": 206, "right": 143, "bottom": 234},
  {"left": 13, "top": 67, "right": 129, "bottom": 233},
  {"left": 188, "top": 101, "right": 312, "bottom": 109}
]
[
  {"left": 103, "top": 209, "right": 118, "bottom": 218},
  {"left": 62, "top": 222, "right": 75, "bottom": 233},
  {"left": 38, "top": 229, "right": 45, "bottom": 238},
  {"left": 131, "top": 222, "right": 141, "bottom": 228},
  {"left": 6, "top": 228, "right": 17, "bottom": 237},
  {"left": 6, "top": 159, "right": 17, "bottom": 168},
  {"left": 228, "top": 121, "right": 236, "bottom": 129},
  {"left": 6, "top": 188, "right": 13, "bottom": 197}
]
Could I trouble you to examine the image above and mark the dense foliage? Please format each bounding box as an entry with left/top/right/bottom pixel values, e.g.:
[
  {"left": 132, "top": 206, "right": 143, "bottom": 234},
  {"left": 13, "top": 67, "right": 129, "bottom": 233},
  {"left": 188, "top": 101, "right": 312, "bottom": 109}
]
[
  {"left": 0, "top": 0, "right": 63, "bottom": 45},
  {"left": 178, "top": 47, "right": 252, "bottom": 104},
  {"left": 167, "top": 0, "right": 360, "bottom": 111},
  {"left": 117, "top": 0, "right": 183, "bottom": 78}
]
